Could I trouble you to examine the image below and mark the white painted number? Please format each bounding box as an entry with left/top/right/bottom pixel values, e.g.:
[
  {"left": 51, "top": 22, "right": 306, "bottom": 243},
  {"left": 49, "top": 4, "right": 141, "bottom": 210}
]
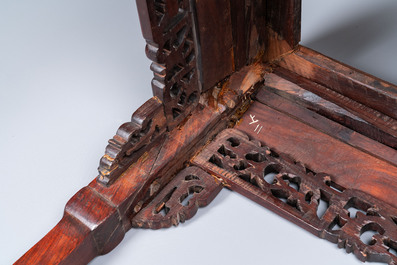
[{"left": 248, "top": 114, "right": 263, "bottom": 134}]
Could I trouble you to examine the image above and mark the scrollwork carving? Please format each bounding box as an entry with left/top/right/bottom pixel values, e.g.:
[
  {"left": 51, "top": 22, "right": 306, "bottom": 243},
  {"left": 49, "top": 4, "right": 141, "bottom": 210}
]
[
  {"left": 131, "top": 166, "right": 222, "bottom": 229},
  {"left": 97, "top": 97, "right": 166, "bottom": 185},
  {"left": 194, "top": 128, "right": 397, "bottom": 265},
  {"left": 137, "top": 0, "right": 201, "bottom": 129}
]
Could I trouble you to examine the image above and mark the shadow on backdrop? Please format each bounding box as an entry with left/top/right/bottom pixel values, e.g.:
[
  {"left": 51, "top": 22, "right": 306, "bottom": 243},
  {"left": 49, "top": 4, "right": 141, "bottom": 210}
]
[{"left": 302, "top": 2, "right": 397, "bottom": 84}]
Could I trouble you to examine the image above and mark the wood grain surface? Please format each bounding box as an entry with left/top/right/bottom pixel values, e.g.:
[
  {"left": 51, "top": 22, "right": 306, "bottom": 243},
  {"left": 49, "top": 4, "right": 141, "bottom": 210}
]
[
  {"left": 236, "top": 101, "right": 397, "bottom": 207},
  {"left": 15, "top": 57, "right": 265, "bottom": 265},
  {"left": 10, "top": 1, "right": 397, "bottom": 265},
  {"left": 277, "top": 46, "right": 397, "bottom": 120},
  {"left": 262, "top": 72, "right": 397, "bottom": 149},
  {"left": 256, "top": 87, "right": 397, "bottom": 166}
]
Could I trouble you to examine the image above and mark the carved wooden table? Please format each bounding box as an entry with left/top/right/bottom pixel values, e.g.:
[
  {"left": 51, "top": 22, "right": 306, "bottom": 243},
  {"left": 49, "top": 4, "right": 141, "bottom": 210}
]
[{"left": 3, "top": 1, "right": 397, "bottom": 265}]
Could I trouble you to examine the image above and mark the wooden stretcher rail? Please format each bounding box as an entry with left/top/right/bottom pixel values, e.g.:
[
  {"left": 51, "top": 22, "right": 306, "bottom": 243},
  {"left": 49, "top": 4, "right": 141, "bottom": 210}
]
[
  {"left": 255, "top": 88, "right": 397, "bottom": 167},
  {"left": 278, "top": 46, "right": 397, "bottom": 121},
  {"left": 263, "top": 71, "right": 397, "bottom": 149},
  {"left": 236, "top": 100, "right": 397, "bottom": 207}
]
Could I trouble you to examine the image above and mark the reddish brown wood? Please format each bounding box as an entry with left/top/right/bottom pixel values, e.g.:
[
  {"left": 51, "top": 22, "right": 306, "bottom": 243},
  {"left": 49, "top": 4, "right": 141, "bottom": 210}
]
[
  {"left": 235, "top": 101, "right": 397, "bottom": 207},
  {"left": 16, "top": 137, "right": 167, "bottom": 265},
  {"left": 195, "top": 0, "right": 234, "bottom": 91},
  {"left": 229, "top": 0, "right": 248, "bottom": 70},
  {"left": 98, "top": 97, "right": 167, "bottom": 185},
  {"left": 16, "top": 2, "right": 397, "bottom": 265},
  {"left": 131, "top": 166, "right": 222, "bottom": 229},
  {"left": 16, "top": 62, "right": 265, "bottom": 265},
  {"left": 64, "top": 187, "right": 125, "bottom": 255},
  {"left": 136, "top": 0, "right": 200, "bottom": 128},
  {"left": 16, "top": 213, "right": 96, "bottom": 265},
  {"left": 193, "top": 128, "right": 397, "bottom": 264},
  {"left": 194, "top": 0, "right": 269, "bottom": 91},
  {"left": 92, "top": 64, "right": 263, "bottom": 229},
  {"left": 193, "top": 0, "right": 301, "bottom": 90},
  {"left": 194, "top": 0, "right": 301, "bottom": 82},
  {"left": 89, "top": 104, "right": 228, "bottom": 236},
  {"left": 263, "top": 0, "right": 301, "bottom": 61},
  {"left": 266, "top": 1, "right": 301, "bottom": 50},
  {"left": 256, "top": 88, "right": 397, "bottom": 167},
  {"left": 277, "top": 46, "right": 397, "bottom": 120},
  {"left": 137, "top": 0, "right": 301, "bottom": 97},
  {"left": 272, "top": 66, "right": 397, "bottom": 146},
  {"left": 262, "top": 72, "right": 397, "bottom": 149}
]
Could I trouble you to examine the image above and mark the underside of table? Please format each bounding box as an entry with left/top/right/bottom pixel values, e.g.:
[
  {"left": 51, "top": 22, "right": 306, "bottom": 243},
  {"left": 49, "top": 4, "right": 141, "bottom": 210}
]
[{"left": 15, "top": 1, "right": 397, "bottom": 265}]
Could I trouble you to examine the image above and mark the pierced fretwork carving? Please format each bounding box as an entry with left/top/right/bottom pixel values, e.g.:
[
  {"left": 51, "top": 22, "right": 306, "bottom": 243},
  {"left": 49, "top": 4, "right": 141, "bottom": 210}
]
[
  {"left": 137, "top": 0, "right": 200, "bottom": 129},
  {"left": 131, "top": 166, "right": 222, "bottom": 229},
  {"left": 97, "top": 97, "right": 166, "bottom": 185},
  {"left": 194, "top": 128, "right": 397, "bottom": 265}
]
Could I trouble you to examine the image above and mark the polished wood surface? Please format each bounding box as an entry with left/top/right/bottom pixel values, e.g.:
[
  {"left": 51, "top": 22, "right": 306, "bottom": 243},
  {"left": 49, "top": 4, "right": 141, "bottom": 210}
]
[
  {"left": 15, "top": 60, "right": 265, "bottom": 265},
  {"left": 14, "top": 1, "right": 397, "bottom": 264}
]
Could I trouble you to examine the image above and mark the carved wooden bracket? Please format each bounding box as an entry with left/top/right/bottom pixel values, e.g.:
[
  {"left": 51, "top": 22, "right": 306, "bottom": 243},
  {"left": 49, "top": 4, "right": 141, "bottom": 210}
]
[{"left": 131, "top": 166, "right": 222, "bottom": 229}]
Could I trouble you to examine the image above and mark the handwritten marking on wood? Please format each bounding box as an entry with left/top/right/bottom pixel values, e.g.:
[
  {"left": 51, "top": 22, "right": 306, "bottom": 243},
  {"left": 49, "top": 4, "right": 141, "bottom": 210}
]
[{"left": 249, "top": 114, "right": 263, "bottom": 134}]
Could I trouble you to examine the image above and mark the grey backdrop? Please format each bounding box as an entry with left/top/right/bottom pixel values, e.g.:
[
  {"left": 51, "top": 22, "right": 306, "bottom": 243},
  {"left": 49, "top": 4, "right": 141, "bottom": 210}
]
[{"left": 1, "top": 1, "right": 396, "bottom": 264}]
